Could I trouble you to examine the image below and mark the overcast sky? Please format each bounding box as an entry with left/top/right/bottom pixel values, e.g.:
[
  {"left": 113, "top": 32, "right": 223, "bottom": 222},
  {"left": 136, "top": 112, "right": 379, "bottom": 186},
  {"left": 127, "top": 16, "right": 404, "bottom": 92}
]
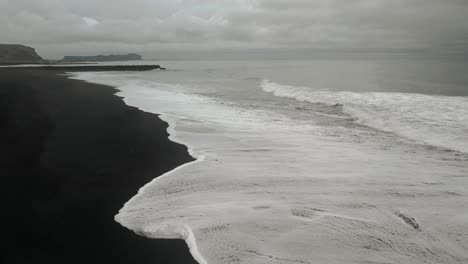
[{"left": 1, "top": 0, "right": 467, "bottom": 59}]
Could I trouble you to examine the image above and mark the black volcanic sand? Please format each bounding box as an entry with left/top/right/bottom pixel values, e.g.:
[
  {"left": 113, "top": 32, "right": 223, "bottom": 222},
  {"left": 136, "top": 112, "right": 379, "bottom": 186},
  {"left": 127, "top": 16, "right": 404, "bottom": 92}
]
[{"left": 0, "top": 68, "right": 197, "bottom": 264}]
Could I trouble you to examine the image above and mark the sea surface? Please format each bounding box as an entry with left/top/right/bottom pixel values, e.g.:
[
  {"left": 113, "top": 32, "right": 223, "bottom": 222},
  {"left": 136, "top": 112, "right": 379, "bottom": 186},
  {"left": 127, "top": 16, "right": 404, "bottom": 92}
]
[{"left": 71, "top": 59, "right": 468, "bottom": 264}]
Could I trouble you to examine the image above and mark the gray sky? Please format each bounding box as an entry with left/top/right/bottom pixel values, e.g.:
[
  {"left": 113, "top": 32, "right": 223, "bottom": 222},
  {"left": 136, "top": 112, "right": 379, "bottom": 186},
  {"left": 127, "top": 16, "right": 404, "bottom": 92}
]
[{"left": 1, "top": 0, "right": 467, "bottom": 59}]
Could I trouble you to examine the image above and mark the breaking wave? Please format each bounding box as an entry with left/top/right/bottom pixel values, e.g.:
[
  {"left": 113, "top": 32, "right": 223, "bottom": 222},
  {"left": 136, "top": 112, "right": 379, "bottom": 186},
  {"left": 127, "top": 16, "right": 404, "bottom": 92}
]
[{"left": 261, "top": 80, "right": 468, "bottom": 153}]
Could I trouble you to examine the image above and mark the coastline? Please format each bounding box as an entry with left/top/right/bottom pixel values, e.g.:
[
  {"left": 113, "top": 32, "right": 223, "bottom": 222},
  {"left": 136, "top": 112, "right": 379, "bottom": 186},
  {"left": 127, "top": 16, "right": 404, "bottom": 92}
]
[
  {"left": 68, "top": 71, "right": 209, "bottom": 264},
  {"left": 115, "top": 155, "right": 207, "bottom": 264},
  {"left": 0, "top": 64, "right": 165, "bottom": 71},
  {"left": 1, "top": 67, "right": 198, "bottom": 264}
]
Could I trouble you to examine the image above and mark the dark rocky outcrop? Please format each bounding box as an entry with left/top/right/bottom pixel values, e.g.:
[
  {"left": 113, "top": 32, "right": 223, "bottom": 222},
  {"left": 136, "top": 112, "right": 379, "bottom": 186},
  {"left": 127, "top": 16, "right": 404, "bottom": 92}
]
[
  {"left": 0, "top": 44, "right": 44, "bottom": 65},
  {"left": 62, "top": 53, "right": 142, "bottom": 62}
]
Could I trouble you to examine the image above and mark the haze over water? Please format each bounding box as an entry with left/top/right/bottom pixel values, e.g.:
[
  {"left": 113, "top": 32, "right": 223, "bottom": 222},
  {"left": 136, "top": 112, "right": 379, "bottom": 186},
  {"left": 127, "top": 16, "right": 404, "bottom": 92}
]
[{"left": 72, "top": 58, "right": 468, "bottom": 264}]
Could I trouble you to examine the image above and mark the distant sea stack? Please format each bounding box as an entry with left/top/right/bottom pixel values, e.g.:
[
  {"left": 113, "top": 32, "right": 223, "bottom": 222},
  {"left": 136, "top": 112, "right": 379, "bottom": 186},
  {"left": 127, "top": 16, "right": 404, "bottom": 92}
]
[
  {"left": 0, "top": 44, "right": 44, "bottom": 65},
  {"left": 62, "top": 53, "right": 143, "bottom": 62}
]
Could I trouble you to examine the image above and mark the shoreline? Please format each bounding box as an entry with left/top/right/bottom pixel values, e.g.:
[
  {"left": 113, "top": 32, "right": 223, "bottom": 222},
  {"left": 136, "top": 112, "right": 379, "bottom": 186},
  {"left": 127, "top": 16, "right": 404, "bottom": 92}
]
[
  {"left": 67, "top": 72, "right": 208, "bottom": 264},
  {"left": 0, "top": 64, "right": 166, "bottom": 71},
  {"left": 69, "top": 71, "right": 209, "bottom": 264},
  {"left": 115, "top": 155, "right": 207, "bottom": 264},
  {"left": 1, "top": 67, "right": 198, "bottom": 264}
]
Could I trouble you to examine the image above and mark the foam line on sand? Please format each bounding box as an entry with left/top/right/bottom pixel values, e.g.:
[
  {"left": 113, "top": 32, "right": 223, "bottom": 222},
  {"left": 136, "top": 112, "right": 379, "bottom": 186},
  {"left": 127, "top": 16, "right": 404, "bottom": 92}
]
[{"left": 115, "top": 112, "right": 208, "bottom": 264}]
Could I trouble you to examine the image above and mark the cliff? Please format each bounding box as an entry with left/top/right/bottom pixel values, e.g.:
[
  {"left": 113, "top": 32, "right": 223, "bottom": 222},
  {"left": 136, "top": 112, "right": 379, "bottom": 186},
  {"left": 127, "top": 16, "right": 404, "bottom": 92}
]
[
  {"left": 62, "top": 53, "right": 142, "bottom": 62},
  {"left": 0, "top": 44, "right": 44, "bottom": 65}
]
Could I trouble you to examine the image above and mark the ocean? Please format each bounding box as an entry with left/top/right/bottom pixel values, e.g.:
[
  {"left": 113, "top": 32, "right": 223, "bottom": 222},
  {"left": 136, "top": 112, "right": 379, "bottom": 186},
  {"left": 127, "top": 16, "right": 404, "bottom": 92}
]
[{"left": 71, "top": 59, "right": 468, "bottom": 264}]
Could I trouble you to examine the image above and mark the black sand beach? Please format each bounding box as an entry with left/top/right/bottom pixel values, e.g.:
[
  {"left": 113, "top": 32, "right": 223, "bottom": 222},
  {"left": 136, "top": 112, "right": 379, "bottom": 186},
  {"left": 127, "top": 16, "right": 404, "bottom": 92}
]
[{"left": 1, "top": 67, "right": 197, "bottom": 264}]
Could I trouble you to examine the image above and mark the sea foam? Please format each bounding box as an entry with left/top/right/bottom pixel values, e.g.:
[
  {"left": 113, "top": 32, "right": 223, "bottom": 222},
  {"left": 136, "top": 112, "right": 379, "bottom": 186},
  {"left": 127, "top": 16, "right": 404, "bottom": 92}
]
[
  {"left": 261, "top": 79, "right": 468, "bottom": 153},
  {"left": 70, "top": 70, "right": 468, "bottom": 264}
]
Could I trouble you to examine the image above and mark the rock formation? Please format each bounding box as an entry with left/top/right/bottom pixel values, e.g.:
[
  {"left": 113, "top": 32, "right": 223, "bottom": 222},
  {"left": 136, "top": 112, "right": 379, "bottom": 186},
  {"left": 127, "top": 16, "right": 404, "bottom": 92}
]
[{"left": 0, "top": 44, "right": 44, "bottom": 65}]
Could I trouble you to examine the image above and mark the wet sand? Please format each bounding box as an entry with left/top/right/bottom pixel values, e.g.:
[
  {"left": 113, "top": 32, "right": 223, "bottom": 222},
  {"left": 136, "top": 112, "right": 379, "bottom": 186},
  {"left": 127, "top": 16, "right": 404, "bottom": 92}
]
[{"left": 0, "top": 67, "right": 197, "bottom": 264}]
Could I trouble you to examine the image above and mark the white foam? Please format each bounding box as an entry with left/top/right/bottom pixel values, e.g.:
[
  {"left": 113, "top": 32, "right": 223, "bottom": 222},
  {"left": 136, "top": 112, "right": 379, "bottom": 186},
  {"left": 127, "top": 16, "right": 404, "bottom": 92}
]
[
  {"left": 70, "top": 72, "right": 209, "bottom": 263},
  {"left": 70, "top": 71, "right": 468, "bottom": 264},
  {"left": 115, "top": 140, "right": 208, "bottom": 264},
  {"left": 261, "top": 79, "right": 468, "bottom": 153}
]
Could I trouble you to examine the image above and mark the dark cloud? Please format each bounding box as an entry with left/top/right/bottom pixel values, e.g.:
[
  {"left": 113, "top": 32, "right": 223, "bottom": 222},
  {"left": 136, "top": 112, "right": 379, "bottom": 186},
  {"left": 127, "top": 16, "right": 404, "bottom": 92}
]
[{"left": 1, "top": 0, "right": 467, "bottom": 59}]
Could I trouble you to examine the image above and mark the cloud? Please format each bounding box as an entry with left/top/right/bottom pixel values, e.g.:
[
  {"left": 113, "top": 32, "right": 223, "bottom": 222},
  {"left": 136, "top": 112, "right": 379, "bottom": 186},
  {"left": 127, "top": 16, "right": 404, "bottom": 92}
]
[
  {"left": 82, "top": 17, "right": 99, "bottom": 27},
  {"left": 0, "top": 0, "right": 466, "bottom": 59}
]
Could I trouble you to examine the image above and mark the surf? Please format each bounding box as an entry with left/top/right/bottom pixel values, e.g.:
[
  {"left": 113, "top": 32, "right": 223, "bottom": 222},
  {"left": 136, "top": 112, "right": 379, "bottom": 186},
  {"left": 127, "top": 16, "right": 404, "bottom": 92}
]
[{"left": 261, "top": 79, "right": 468, "bottom": 153}]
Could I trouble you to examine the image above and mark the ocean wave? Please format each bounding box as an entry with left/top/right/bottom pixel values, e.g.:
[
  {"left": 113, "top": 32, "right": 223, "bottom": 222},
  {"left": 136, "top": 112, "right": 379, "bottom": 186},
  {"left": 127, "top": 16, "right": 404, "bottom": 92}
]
[
  {"left": 261, "top": 80, "right": 468, "bottom": 153},
  {"left": 71, "top": 71, "right": 468, "bottom": 264}
]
